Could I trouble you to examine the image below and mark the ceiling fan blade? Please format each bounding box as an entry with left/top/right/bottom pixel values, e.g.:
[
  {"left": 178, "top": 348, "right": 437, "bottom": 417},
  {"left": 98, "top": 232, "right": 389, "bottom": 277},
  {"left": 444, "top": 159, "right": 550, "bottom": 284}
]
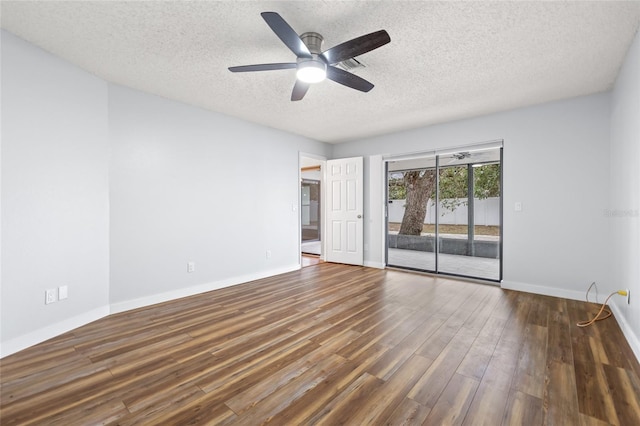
[
  {"left": 261, "top": 12, "right": 312, "bottom": 59},
  {"left": 228, "top": 63, "right": 297, "bottom": 72},
  {"left": 291, "top": 80, "right": 310, "bottom": 101},
  {"left": 322, "top": 30, "right": 390, "bottom": 65},
  {"left": 326, "top": 66, "right": 374, "bottom": 92}
]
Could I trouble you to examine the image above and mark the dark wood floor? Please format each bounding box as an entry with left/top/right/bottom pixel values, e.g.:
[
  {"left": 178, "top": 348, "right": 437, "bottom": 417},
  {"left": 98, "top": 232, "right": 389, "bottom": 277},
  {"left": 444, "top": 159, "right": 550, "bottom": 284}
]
[{"left": 1, "top": 263, "right": 639, "bottom": 425}]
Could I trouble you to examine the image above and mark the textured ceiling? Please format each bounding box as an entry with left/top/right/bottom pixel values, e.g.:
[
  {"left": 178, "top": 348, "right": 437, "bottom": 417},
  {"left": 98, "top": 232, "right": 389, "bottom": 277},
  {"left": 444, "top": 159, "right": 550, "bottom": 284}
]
[{"left": 2, "top": 1, "right": 639, "bottom": 144}]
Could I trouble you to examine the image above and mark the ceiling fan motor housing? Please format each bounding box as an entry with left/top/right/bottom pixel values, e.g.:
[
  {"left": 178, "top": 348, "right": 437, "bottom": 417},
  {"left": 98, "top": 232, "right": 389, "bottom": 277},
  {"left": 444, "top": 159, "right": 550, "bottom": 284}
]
[
  {"left": 300, "top": 32, "right": 324, "bottom": 54},
  {"left": 296, "top": 32, "right": 327, "bottom": 82}
]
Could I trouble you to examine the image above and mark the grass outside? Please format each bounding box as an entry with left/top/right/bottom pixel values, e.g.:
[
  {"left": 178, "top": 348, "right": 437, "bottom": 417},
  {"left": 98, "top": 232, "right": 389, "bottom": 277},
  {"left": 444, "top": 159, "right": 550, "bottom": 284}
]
[{"left": 387, "top": 223, "right": 500, "bottom": 236}]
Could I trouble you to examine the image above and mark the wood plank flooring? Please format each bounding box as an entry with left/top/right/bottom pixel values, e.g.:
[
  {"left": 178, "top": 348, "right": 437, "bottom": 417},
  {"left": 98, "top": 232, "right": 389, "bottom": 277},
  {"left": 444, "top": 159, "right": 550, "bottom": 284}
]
[
  {"left": 301, "top": 254, "right": 323, "bottom": 267},
  {"left": 1, "top": 263, "right": 639, "bottom": 425}
]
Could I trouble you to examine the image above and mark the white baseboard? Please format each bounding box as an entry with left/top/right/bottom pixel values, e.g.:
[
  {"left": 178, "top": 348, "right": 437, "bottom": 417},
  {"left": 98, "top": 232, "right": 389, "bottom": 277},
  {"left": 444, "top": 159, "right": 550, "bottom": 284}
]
[
  {"left": 609, "top": 302, "right": 640, "bottom": 364},
  {"left": 110, "top": 264, "right": 301, "bottom": 314},
  {"left": 501, "top": 280, "right": 585, "bottom": 302},
  {"left": 1, "top": 265, "right": 301, "bottom": 358},
  {"left": 5, "top": 270, "right": 637, "bottom": 369},
  {"left": 503, "top": 280, "right": 640, "bottom": 365},
  {"left": 0, "top": 305, "right": 110, "bottom": 358}
]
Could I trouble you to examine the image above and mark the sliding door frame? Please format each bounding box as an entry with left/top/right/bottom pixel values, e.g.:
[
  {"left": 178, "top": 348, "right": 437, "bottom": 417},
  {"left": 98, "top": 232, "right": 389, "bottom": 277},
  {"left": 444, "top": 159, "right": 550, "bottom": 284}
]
[{"left": 384, "top": 141, "right": 503, "bottom": 283}]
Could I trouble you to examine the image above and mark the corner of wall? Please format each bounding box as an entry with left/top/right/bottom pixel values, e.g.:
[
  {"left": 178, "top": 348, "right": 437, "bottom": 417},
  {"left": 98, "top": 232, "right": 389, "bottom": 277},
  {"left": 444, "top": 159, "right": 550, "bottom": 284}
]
[
  {"left": 501, "top": 280, "right": 586, "bottom": 302},
  {"left": 0, "top": 306, "right": 110, "bottom": 358},
  {"left": 610, "top": 302, "right": 640, "bottom": 364},
  {"left": 608, "top": 22, "right": 640, "bottom": 367}
]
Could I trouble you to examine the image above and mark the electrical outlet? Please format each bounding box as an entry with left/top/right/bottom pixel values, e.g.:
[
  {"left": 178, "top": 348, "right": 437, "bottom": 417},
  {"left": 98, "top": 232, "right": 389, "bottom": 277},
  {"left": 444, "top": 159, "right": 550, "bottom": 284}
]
[
  {"left": 58, "top": 285, "right": 68, "bottom": 300},
  {"left": 45, "top": 289, "right": 57, "bottom": 305},
  {"left": 187, "top": 262, "right": 195, "bottom": 273}
]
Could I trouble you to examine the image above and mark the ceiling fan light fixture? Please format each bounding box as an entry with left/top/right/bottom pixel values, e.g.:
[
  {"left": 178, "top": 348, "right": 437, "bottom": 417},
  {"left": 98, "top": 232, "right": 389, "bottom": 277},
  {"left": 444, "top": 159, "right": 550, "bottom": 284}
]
[
  {"left": 296, "top": 59, "right": 326, "bottom": 83},
  {"left": 229, "top": 12, "right": 390, "bottom": 100}
]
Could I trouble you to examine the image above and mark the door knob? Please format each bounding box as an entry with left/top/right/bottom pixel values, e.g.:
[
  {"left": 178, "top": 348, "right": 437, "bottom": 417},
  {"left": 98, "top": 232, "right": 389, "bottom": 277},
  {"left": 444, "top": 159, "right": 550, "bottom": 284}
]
[{"left": 357, "top": 214, "right": 362, "bottom": 219}]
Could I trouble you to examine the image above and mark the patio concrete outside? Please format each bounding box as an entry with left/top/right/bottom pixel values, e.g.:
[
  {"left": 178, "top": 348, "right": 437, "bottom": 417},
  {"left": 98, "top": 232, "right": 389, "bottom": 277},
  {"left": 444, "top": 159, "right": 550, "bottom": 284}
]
[
  {"left": 387, "top": 248, "right": 500, "bottom": 281},
  {"left": 302, "top": 239, "right": 500, "bottom": 281}
]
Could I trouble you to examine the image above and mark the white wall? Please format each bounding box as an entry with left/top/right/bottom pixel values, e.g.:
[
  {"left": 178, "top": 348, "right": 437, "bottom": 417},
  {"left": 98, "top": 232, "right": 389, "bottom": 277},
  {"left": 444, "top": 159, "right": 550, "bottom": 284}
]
[
  {"left": 0, "top": 30, "right": 331, "bottom": 356},
  {"left": 108, "top": 86, "right": 330, "bottom": 310},
  {"left": 1, "top": 31, "right": 110, "bottom": 356},
  {"left": 609, "top": 28, "right": 640, "bottom": 360},
  {"left": 333, "top": 93, "right": 611, "bottom": 300}
]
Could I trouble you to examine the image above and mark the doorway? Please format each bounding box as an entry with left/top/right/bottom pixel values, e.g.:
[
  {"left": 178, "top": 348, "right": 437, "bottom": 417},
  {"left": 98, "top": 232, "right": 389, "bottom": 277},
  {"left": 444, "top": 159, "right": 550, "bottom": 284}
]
[
  {"left": 301, "top": 178, "right": 321, "bottom": 255},
  {"left": 386, "top": 146, "right": 502, "bottom": 281},
  {"left": 300, "top": 155, "right": 324, "bottom": 265}
]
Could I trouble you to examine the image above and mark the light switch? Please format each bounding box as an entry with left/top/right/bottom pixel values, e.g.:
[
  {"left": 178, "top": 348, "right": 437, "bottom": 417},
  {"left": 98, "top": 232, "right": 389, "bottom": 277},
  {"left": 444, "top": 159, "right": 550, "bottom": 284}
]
[
  {"left": 515, "top": 202, "right": 523, "bottom": 212},
  {"left": 58, "top": 285, "right": 68, "bottom": 300}
]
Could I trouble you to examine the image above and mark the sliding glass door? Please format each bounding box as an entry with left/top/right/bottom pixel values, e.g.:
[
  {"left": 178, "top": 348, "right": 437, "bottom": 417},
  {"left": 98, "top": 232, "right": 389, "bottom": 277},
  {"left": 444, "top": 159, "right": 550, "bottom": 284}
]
[
  {"left": 386, "top": 147, "right": 502, "bottom": 282},
  {"left": 387, "top": 157, "right": 437, "bottom": 271}
]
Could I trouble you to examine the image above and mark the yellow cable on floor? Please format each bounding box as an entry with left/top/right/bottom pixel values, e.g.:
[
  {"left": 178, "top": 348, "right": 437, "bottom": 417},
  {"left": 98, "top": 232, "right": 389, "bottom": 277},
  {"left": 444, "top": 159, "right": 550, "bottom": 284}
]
[{"left": 577, "top": 282, "right": 628, "bottom": 327}]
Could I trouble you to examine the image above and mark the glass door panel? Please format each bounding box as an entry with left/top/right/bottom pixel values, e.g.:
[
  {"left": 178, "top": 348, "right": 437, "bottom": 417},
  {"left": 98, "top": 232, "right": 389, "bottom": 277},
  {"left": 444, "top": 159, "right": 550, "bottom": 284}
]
[
  {"left": 470, "top": 160, "right": 501, "bottom": 280},
  {"left": 386, "top": 157, "right": 437, "bottom": 271},
  {"left": 437, "top": 157, "right": 473, "bottom": 277},
  {"left": 437, "top": 151, "right": 501, "bottom": 280}
]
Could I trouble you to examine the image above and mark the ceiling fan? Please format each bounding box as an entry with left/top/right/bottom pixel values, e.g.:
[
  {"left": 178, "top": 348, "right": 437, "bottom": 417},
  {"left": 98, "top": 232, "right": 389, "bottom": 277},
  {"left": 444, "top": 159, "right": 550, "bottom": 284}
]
[
  {"left": 446, "top": 152, "right": 472, "bottom": 165},
  {"left": 228, "top": 12, "right": 391, "bottom": 101}
]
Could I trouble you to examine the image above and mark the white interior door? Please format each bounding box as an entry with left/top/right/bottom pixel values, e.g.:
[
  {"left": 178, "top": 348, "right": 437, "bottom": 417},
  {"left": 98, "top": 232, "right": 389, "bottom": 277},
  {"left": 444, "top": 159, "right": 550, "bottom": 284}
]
[{"left": 325, "top": 157, "right": 364, "bottom": 265}]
